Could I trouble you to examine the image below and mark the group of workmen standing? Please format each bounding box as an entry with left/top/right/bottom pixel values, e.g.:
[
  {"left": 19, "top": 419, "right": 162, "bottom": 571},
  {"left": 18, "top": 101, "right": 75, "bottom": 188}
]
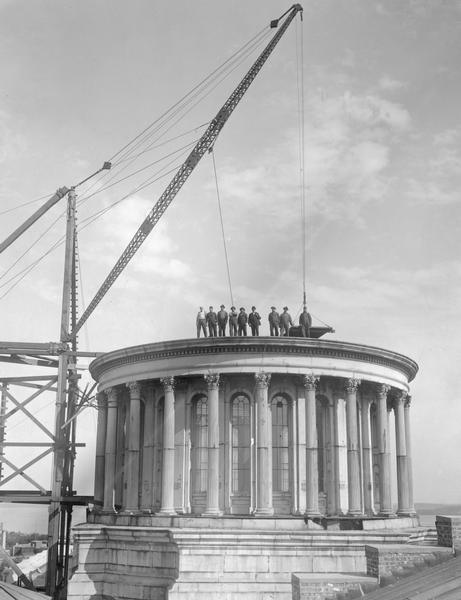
[{"left": 196, "top": 305, "right": 312, "bottom": 338}]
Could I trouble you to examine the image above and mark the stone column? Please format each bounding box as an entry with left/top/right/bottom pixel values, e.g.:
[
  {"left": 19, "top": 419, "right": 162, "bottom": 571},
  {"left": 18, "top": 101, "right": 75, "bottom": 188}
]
[
  {"left": 140, "top": 385, "right": 155, "bottom": 511},
  {"left": 360, "top": 395, "right": 373, "bottom": 515},
  {"left": 394, "top": 390, "right": 411, "bottom": 515},
  {"left": 103, "top": 387, "right": 118, "bottom": 511},
  {"left": 304, "top": 374, "right": 320, "bottom": 516},
  {"left": 404, "top": 395, "right": 416, "bottom": 514},
  {"left": 345, "top": 378, "right": 362, "bottom": 515},
  {"left": 93, "top": 392, "right": 107, "bottom": 509},
  {"left": 204, "top": 373, "right": 222, "bottom": 516},
  {"left": 159, "top": 376, "right": 177, "bottom": 515},
  {"left": 254, "top": 372, "right": 273, "bottom": 516},
  {"left": 376, "top": 384, "right": 392, "bottom": 515},
  {"left": 296, "top": 390, "right": 307, "bottom": 514},
  {"left": 124, "top": 382, "right": 141, "bottom": 512}
]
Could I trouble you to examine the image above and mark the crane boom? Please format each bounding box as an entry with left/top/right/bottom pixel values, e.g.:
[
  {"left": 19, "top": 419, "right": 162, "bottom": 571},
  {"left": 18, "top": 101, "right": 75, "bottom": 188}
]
[
  {"left": 73, "top": 4, "right": 303, "bottom": 338},
  {"left": 0, "top": 187, "right": 69, "bottom": 255}
]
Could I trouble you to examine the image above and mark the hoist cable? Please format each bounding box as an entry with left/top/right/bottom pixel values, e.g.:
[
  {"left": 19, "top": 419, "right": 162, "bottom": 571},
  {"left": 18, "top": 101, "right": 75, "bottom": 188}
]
[
  {"left": 0, "top": 192, "right": 56, "bottom": 216},
  {"left": 107, "top": 25, "right": 269, "bottom": 164},
  {"left": 210, "top": 148, "right": 234, "bottom": 308},
  {"left": 296, "top": 17, "right": 307, "bottom": 308},
  {"left": 75, "top": 30, "right": 271, "bottom": 211},
  {"left": 0, "top": 160, "right": 184, "bottom": 300}
]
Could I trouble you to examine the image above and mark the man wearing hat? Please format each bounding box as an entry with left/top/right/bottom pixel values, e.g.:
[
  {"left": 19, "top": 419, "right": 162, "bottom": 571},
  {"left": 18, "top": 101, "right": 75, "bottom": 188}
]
[
  {"left": 237, "top": 307, "right": 248, "bottom": 336},
  {"left": 248, "top": 306, "right": 261, "bottom": 336},
  {"left": 299, "top": 306, "right": 312, "bottom": 338},
  {"left": 196, "top": 306, "right": 207, "bottom": 338},
  {"left": 229, "top": 306, "right": 238, "bottom": 337},
  {"left": 217, "top": 304, "right": 228, "bottom": 336},
  {"left": 268, "top": 306, "right": 280, "bottom": 336},
  {"left": 280, "top": 306, "right": 293, "bottom": 336},
  {"left": 206, "top": 306, "right": 218, "bottom": 337}
]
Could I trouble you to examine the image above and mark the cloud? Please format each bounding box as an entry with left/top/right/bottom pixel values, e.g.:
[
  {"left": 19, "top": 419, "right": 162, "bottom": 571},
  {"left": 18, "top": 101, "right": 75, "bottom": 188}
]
[
  {"left": 378, "top": 75, "right": 406, "bottom": 91},
  {"left": 0, "top": 108, "right": 27, "bottom": 163},
  {"left": 406, "top": 127, "right": 461, "bottom": 205}
]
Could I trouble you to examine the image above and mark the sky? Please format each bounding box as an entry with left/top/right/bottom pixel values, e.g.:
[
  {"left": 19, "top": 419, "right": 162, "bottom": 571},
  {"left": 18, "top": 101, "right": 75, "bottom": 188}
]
[{"left": 0, "top": 0, "right": 461, "bottom": 528}]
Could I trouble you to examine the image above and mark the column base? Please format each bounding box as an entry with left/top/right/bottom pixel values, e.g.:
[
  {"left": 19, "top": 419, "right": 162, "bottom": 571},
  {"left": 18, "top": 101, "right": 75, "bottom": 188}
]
[
  {"left": 202, "top": 508, "right": 223, "bottom": 517},
  {"left": 305, "top": 510, "right": 322, "bottom": 518},
  {"left": 397, "top": 509, "right": 417, "bottom": 516},
  {"left": 347, "top": 510, "right": 363, "bottom": 517},
  {"left": 158, "top": 508, "right": 177, "bottom": 516},
  {"left": 254, "top": 507, "right": 274, "bottom": 517},
  {"left": 378, "top": 510, "right": 395, "bottom": 518}
]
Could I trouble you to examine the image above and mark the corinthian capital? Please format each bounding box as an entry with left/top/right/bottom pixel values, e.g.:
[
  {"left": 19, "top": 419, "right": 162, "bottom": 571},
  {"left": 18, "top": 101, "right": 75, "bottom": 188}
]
[
  {"left": 126, "top": 381, "right": 141, "bottom": 397},
  {"left": 345, "top": 378, "right": 361, "bottom": 394},
  {"left": 303, "top": 374, "right": 319, "bottom": 391},
  {"left": 204, "top": 373, "right": 220, "bottom": 389},
  {"left": 254, "top": 372, "right": 271, "bottom": 388},
  {"left": 160, "top": 376, "right": 175, "bottom": 392},
  {"left": 376, "top": 383, "right": 390, "bottom": 399},
  {"left": 404, "top": 394, "right": 412, "bottom": 409}
]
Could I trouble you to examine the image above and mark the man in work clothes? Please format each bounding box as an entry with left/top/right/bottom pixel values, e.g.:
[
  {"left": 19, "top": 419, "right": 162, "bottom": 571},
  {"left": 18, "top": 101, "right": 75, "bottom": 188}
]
[
  {"left": 206, "top": 306, "right": 218, "bottom": 337},
  {"left": 196, "top": 306, "right": 207, "bottom": 338},
  {"left": 299, "top": 307, "right": 312, "bottom": 338},
  {"left": 268, "top": 306, "right": 280, "bottom": 336},
  {"left": 217, "top": 304, "right": 228, "bottom": 336},
  {"left": 280, "top": 306, "right": 293, "bottom": 336},
  {"left": 248, "top": 306, "right": 261, "bottom": 336},
  {"left": 229, "top": 306, "right": 238, "bottom": 337},
  {"left": 237, "top": 307, "right": 248, "bottom": 336}
]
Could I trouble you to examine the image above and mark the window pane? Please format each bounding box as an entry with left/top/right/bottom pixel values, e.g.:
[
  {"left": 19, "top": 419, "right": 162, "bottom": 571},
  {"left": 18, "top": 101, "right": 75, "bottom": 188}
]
[
  {"left": 192, "top": 396, "right": 208, "bottom": 492},
  {"left": 271, "top": 396, "right": 289, "bottom": 492},
  {"left": 232, "top": 396, "right": 250, "bottom": 493}
]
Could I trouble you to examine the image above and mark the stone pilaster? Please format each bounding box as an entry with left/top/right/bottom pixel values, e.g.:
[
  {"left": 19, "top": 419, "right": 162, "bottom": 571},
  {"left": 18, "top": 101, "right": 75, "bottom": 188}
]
[
  {"left": 304, "top": 374, "right": 320, "bottom": 517},
  {"left": 345, "top": 378, "right": 362, "bottom": 515},
  {"left": 93, "top": 392, "right": 107, "bottom": 509},
  {"left": 376, "top": 384, "right": 392, "bottom": 515},
  {"left": 360, "top": 395, "right": 373, "bottom": 515},
  {"left": 140, "top": 386, "right": 155, "bottom": 511},
  {"left": 404, "top": 395, "right": 416, "bottom": 514},
  {"left": 103, "top": 387, "right": 118, "bottom": 512},
  {"left": 203, "top": 373, "right": 222, "bottom": 516},
  {"left": 254, "top": 372, "right": 273, "bottom": 516},
  {"left": 159, "top": 376, "right": 177, "bottom": 515},
  {"left": 124, "top": 382, "right": 141, "bottom": 512}
]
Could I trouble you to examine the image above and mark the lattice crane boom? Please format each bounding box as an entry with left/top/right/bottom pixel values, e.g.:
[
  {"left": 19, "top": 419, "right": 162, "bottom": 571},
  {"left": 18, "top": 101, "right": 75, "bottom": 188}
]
[{"left": 73, "top": 4, "right": 303, "bottom": 339}]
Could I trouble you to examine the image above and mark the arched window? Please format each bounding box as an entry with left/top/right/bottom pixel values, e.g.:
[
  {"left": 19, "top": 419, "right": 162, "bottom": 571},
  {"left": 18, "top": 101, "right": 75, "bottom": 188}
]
[
  {"left": 316, "top": 397, "right": 329, "bottom": 494},
  {"left": 191, "top": 395, "right": 208, "bottom": 493},
  {"left": 231, "top": 394, "right": 251, "bottom": 494},
  {"left": 370, "top": 402, "right": 380, "bottom": 509},
  {"left": 271, "top": 395, "right": 289, "bottom": 492}
]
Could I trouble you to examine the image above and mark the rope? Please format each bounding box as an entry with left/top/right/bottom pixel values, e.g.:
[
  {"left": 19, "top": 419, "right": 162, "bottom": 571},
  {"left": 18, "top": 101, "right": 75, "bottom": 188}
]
[
  {"left": 296, "top": 16, "right": 307, "bottom": 308},
  {"left": 210, "top": 147, "right": 234, "bottom": 308}
]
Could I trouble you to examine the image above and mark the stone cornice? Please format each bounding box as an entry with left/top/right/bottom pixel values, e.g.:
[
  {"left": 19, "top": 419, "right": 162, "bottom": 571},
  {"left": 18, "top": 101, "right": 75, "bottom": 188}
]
[{"left": 90, "top": 337, "right": 418, "bottom": 384}]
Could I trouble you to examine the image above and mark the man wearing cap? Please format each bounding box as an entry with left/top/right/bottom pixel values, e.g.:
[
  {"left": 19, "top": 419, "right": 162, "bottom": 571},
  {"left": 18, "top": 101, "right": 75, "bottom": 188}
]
[
  {"left": 196, "top": 306, "right": 207, "bottom": 338},
  {"left": 268, "top": 306, "right": 280, "bottom": 336},
  {"left": 206, "top": 306, "right": 218, "bottom": 337},
  {"left": 217, "top": 304, "right": 228, "bottom": 336},
  {"left": 280, "top": 306, "right": 293, "bottom": 336},
  {"left": 229, "top": 306, "right": 238, "bottom": 337},
  {"left": 299, "top": 306, "right": 312, "bottom": 338},
  {"left": 237, "top": 307, "right": 248, "bottom": 336},
  {"left": 248, "top": 306, "right": 261, "bottom": 336}
]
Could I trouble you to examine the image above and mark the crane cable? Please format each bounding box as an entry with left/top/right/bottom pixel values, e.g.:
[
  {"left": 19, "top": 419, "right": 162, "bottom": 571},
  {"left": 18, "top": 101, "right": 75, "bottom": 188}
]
[
  {"left": 296, "top": 14, "right": 307, "bottom": 310},
  {"left": 210, "top": 147, "right": 234, "bottom": 308}
]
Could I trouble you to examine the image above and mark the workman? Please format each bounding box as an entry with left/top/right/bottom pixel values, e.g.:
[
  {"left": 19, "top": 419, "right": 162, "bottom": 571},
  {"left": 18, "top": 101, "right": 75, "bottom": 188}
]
[
  {"left": 196, "top": 306, "right": 207, "bottom": 338},
  {"left": 237, "top": 307, "right": 248, "bottom": 336},
  {"left": 229, "top": 306, "right": 238, "bottom": 336},
  {"left": 206, "top": 306, "right": 218, "bottom": 337},
  {"left": 217, "top": 304, "right": 228, "bottom": 336},
  {"left": 268, "top": 306, "right": 280, "bottom": 336},
  {"left": 280, "top": 306, "right": 293, "bottom": 336},
  {"left": 248, "top": 306, "right": 261, "bottom": 336},
  {"left": 299, "top": 306, "right": 312, "bottom": 338}
]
